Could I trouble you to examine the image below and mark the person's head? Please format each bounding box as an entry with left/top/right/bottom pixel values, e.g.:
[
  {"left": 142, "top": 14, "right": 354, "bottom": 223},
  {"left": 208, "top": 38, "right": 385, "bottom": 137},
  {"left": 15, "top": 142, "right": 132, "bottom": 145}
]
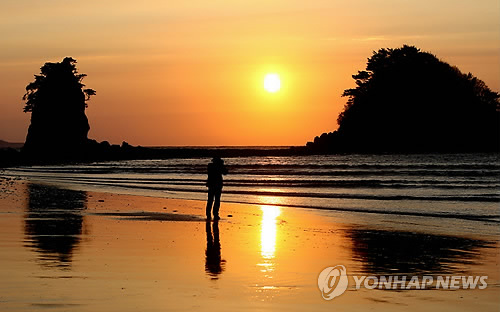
[{"left": 212, "top": 156, "right": 223, "bottom": 165}]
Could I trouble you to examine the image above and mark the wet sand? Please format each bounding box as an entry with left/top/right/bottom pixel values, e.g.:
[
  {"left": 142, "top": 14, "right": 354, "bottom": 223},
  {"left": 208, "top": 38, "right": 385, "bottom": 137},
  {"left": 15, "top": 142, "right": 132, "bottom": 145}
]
[{"left": 0, "top": 179, "right": 499, "bottom": 311}]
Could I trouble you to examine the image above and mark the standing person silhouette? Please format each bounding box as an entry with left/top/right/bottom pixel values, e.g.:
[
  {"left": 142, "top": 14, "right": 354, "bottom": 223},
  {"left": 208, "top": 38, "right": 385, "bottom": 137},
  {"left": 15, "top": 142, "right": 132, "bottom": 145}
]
[{"left": 206, "top": 157, "right": 228, "bottom": 220}]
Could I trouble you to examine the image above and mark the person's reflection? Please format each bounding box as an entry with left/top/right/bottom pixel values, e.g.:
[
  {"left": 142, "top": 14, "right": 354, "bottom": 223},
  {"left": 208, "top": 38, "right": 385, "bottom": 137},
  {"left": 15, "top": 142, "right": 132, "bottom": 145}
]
[
  {"left": 24, "top": 183, "right": 87, "bottom": 269},
  {"left": 205, "top": 221, "right": 226, "bottom": 279}
]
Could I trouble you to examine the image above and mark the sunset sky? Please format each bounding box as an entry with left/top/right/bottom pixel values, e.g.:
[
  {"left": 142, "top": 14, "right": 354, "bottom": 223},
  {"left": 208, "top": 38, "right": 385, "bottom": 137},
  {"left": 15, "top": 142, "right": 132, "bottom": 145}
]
[{"left": 1, "top": 0, "right": 499, "bottom": 146}]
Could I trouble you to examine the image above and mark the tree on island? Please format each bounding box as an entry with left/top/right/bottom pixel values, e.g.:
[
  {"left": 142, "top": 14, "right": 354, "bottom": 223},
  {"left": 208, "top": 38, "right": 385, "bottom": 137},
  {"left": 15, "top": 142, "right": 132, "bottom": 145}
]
[
  {"left": 307, "top": 45, "right": 499, "bottom": 152},
  {"left": 22, "top": 57, "right": 96, "bottom": 158}
]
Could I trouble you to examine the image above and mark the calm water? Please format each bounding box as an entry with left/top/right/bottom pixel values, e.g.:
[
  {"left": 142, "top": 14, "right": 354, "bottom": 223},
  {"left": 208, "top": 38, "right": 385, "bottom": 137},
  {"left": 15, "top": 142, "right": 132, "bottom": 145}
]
[{"left": 3, "top": 153, "right": 499, "bottom": 224}]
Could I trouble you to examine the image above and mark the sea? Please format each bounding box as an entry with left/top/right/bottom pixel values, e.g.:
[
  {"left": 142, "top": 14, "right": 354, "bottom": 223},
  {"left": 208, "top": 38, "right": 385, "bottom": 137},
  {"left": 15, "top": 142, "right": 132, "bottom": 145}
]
[{"left": 2, "top": 151, "right": 498, "bottom": 230}]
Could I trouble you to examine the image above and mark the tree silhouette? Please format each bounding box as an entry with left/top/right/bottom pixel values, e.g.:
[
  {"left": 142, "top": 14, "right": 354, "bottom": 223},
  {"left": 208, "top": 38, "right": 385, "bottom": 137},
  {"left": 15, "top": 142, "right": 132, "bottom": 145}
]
[
  {"left": 308, "top": 45, "right": 499, "bottom": 152},
  {"left": 22, "top": 57, "right": 96, "bottom": 157}
]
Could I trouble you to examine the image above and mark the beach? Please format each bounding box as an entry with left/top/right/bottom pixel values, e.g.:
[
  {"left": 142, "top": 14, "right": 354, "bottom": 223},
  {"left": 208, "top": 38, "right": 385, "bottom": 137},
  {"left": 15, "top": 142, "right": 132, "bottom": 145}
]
[{"left": 0, "top": 177, "right": 499, "bottom": 311}]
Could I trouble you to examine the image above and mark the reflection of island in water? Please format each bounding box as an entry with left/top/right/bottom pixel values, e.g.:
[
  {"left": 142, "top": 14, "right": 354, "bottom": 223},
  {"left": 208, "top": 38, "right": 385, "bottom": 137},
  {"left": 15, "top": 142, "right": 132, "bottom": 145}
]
[
  {"left": 205, "top": 221, "right": 226, "bottom": 279},
  {"left": 24, "top": 183, "right": 87, "bottom": 269},
  {"left": 346, "top": 228, "right": 493, "bottom": 275}
]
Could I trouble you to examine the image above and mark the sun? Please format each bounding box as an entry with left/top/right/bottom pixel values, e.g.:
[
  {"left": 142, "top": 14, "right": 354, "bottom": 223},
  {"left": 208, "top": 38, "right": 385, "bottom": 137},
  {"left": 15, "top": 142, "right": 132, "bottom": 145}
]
[{"left": 263, "top": 73, "right": 280, "bottom": 93}]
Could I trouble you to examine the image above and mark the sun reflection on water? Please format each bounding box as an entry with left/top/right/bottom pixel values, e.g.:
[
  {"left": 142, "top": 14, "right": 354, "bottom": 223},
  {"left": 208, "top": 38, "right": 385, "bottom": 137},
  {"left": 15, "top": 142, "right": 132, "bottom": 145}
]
[
  {"left": 254, "top": 204, "right": 283, "bottom": 299},
  {"left": 260, "top": 205, "right": 281, "bottom": 260}
]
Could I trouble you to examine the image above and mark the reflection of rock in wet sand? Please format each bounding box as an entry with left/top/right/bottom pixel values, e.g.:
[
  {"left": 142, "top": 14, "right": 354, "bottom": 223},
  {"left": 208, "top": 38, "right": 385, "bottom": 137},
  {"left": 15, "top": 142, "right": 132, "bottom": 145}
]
[
  {"left": 347, "top": 228, "right": 493, "bottom": 275},
  {"left": 24, "top": 183, "right": 87, "bottom": 268},
  {"left": 205, "top": 221, "right": 226, "bottom": 279}
]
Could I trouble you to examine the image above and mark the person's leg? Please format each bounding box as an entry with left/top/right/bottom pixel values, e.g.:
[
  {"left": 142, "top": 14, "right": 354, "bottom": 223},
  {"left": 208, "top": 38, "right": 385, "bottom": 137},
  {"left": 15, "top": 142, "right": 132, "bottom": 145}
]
[
  {"left": 213, "top": 188, "right": 222, "bottom": 219},
  {"left": 206, "top": 189, "right": 214, "bottom": 219},
  {"left": 212, "top": 221, "right": 220, "bottom": 247}
]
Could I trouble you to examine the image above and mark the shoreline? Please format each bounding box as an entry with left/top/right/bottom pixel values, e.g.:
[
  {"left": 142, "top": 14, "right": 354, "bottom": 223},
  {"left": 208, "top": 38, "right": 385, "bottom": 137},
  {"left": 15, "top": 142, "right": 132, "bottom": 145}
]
[{"left": 3, "top": 174, "right": 499, "bottom": 238}]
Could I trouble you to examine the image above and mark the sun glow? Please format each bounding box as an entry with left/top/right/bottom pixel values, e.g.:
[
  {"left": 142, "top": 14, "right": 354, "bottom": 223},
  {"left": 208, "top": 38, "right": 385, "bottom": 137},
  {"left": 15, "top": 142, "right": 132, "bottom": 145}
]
[
  {"left": 263, "top": 73, "right": 281, "bottom": 93},
  {"left": 260, "top": 205, "right": 281, "bottom": 259}
]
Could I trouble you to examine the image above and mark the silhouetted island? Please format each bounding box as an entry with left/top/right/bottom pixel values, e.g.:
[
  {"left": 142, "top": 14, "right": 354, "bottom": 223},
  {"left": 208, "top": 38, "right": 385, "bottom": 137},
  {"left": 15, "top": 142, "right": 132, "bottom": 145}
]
[
  {"left": 304, "top": 45, "right": 499, "bottom": 153},
  {"left": 3, "top": 57, "right": 149, "bottom": 165},
  {"left": 22, "top": 57, "right": 95, "bottom": 158}
]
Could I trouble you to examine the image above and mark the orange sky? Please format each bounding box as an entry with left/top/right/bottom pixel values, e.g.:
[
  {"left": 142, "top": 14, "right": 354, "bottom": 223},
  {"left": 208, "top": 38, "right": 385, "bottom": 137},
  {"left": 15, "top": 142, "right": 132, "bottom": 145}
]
[{"left": 1, "top": 0, "right": 499, "bottom": 146}]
